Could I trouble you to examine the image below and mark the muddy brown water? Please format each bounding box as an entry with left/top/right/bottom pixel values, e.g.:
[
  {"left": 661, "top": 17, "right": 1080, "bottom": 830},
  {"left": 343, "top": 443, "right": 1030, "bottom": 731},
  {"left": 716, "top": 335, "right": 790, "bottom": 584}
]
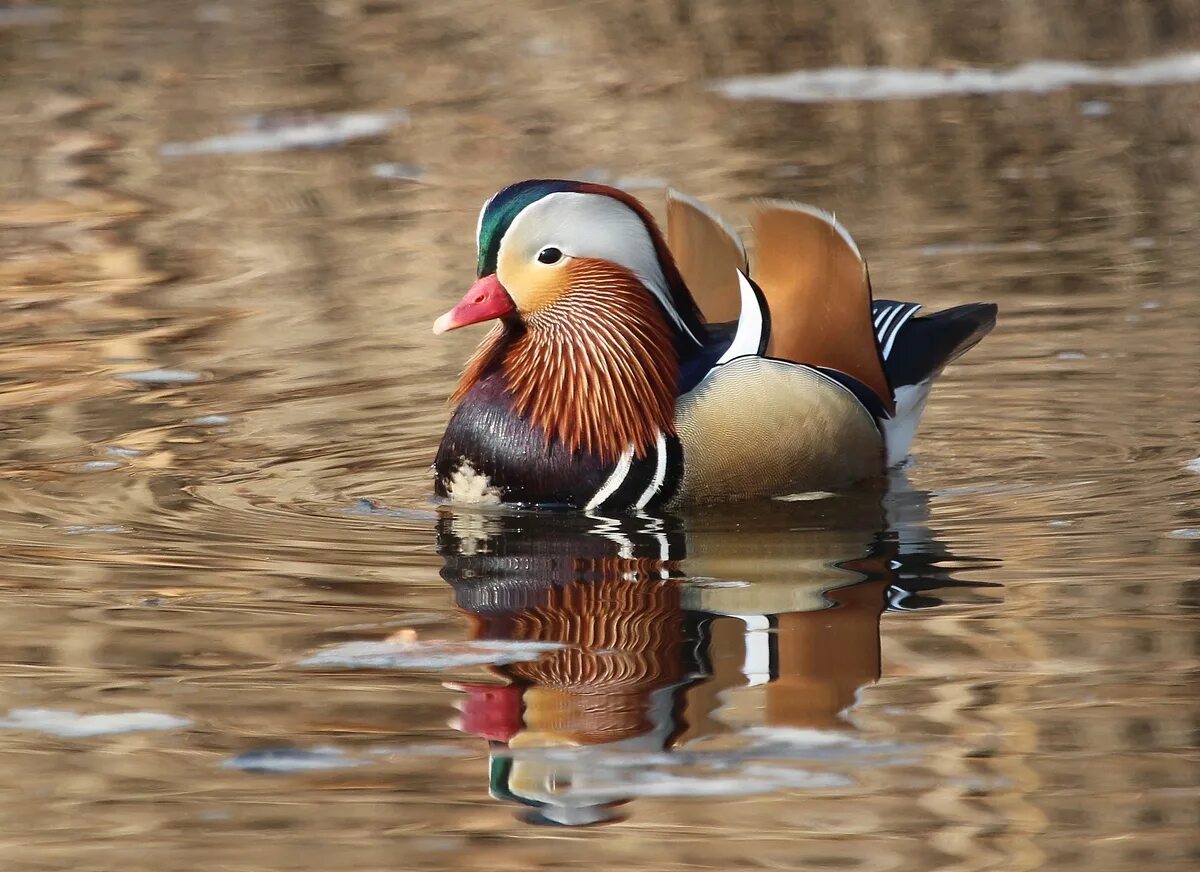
[{"left": 1, "top": 1, "right": 1198, "bottom": 870}]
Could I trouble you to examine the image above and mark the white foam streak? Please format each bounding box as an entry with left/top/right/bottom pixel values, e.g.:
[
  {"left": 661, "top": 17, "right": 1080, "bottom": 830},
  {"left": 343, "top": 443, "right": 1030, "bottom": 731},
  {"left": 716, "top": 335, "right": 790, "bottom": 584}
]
[
  {"left": 161, "top": 110, "right": 409, "bottom": 157},
  {"left": 0, "top": 708, "right": 191, "bottom": 737},
  {"left": 300, "top": 639, "right": 562, "bottom": 670},
  {"left": 713, "top": 53, "right": 1200, "bottom": 103}
]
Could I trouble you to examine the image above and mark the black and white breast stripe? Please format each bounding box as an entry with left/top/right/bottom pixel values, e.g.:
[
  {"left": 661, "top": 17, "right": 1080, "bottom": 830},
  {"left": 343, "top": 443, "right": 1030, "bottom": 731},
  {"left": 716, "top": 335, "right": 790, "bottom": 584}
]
[
  {"left": 585, "top": 432, "right": 683, "bottom": 512},
  {"left": 872, "top": 300, "right": 922, "bottom": 361}
]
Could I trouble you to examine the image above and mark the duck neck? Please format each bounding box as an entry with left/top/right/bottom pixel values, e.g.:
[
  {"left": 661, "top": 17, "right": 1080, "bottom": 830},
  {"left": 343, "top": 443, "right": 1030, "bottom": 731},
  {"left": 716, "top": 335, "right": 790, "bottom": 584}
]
[{"left": 452, "top": 289, "right": 679, "bottom": 463}]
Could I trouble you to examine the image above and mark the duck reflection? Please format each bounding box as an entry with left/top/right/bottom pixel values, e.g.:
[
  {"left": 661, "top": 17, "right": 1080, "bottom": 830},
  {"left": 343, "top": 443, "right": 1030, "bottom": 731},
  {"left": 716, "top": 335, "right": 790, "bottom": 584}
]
[{"left": 437, "top": 477, "right": 993, "bottom": 825}]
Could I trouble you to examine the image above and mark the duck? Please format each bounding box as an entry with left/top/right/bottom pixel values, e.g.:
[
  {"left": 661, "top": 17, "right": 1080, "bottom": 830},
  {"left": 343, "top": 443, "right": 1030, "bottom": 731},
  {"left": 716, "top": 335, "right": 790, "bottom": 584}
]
[{"left": 432, "top": 179, "right": 996, "bottom": 511}]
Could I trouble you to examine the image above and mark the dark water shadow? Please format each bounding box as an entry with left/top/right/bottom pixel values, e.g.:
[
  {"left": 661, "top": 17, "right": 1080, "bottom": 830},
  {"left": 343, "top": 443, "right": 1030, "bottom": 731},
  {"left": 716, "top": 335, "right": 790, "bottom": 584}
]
[{"left": 435, "top": 474, "right": 999, "bottom": 825}]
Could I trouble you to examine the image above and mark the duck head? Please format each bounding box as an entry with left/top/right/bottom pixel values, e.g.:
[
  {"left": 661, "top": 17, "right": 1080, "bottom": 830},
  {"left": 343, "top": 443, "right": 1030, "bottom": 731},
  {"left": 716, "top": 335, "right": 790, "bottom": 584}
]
[
  {"left": 434, "top": 180, "right": 706, "bottom": 342},
  {"left": 434, "top": 180, "right": 708, "bottom": 462}
]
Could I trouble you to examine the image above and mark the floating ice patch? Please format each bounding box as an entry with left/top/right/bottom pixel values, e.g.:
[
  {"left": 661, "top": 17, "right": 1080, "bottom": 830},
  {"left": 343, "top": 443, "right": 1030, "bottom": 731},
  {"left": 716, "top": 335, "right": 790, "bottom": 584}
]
[
  {"left": 161, "top": 109, "right": 409, "bottom": 157},
  {"left": 117, "top": 368, "right": 202, "bottom": 384},
  {"left": 1184, "top": 458, "right": 1200, "bottom": 475},
  {"left": 299, "top": 639, "right": 562, "bottom": 670},
  {"left": 524, "top": 36, "right": 565, "bottom": 57},
  {"left": 1079, "top": 99, "right": 1113, "bottom": 117},
  {"left": 226, "top": 742, "right": 474, "bottom": 774},
  {"left": 367, "top": 743, "right": 466, "bottom": 758},
  {"left": 62, "top": 524, "right": 130, "bottom": 535},
  {"left": 1167, "top": 528, "right": 1200, "bottom": 540},
  {"left": 713, "top": 52, "right": 1200, "bottom": 103},
  {"left": 106, "top": 446, "right": 145, "bottom": 458},
  {"left": 80, "top": 460, "right": 120, "bottom": 472},
  {"left": 371, "top": 162, "right": 424, "bottom": 180},
  {"left": 773, "top": 490, "right": 836, "bottom": 502},
  {"left": 614, "top": 766, "right": 853, "bottom": 797},
  {"left": 224, "top": 746, "right": 360, "bottom": 773},
  {"left": 0, "top": 708, "right": 191, "bottom": 737},
  {"left": 191, "top": 414, "right": 231, "bottom": 426},
  {"left": 737, "top": 725, "right": 923, "bottom": 764}
]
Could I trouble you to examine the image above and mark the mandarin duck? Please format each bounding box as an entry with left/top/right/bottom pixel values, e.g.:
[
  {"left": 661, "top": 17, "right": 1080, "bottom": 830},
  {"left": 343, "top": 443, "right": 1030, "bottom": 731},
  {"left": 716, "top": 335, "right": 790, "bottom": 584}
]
[{"left": 433, "top": 179, "right": 996, "bottom": 510}]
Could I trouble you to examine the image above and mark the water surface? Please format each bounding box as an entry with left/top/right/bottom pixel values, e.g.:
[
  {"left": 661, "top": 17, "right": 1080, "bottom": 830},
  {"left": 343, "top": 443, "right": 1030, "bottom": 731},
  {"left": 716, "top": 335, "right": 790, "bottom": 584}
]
[{"left": 1, "top": 1, "right": 1198, "bottom": 870}]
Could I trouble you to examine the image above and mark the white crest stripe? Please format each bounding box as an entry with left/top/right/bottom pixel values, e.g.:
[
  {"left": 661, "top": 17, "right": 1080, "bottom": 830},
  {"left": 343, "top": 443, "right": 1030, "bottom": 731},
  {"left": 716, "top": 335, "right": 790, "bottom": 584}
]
[
  {"left": 585, "top": 445, "right": 635, "bottom": 510},
  {"left": 635, "top": 431, "right": 669, "bottom": 510},
  {"left": 475, "top": 192, "right": 497, "bottom": 261}
]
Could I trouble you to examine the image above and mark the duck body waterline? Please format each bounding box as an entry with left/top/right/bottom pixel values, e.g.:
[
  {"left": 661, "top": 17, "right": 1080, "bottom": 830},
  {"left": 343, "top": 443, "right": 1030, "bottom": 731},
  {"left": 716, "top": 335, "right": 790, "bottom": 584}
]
[{"left": 432, "top": 179, "right": 996, "bottom": 511}]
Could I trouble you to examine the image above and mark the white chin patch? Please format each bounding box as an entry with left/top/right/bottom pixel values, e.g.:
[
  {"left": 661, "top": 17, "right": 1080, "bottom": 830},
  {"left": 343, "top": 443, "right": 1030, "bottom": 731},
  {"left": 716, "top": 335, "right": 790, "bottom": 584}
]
[{"left": 446, "top": 460, "right": 502, "bottom": 506}]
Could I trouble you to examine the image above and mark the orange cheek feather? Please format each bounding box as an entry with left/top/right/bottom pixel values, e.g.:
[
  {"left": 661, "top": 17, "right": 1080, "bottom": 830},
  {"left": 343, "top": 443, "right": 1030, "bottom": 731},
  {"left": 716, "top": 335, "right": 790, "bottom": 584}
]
[{"left": 496, "top": 252, "right": 574, "bottom": 315}]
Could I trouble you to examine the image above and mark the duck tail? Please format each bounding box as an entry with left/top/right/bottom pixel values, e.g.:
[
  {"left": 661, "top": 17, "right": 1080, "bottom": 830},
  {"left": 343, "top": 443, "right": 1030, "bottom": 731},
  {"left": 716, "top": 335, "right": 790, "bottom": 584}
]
[{"left": 875, "top": 301, "right": 998, "bottom": 465}]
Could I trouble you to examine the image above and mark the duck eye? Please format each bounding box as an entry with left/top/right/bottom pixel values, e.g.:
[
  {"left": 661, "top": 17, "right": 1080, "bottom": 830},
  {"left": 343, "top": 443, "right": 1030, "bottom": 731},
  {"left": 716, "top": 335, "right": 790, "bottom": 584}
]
[{"left": 536, "top": 247, "right": 563, "bottom": 265}]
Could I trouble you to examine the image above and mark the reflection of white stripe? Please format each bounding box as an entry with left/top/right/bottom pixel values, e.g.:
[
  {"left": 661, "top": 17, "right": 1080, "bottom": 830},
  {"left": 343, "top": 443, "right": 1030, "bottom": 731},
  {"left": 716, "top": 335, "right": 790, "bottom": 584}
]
[
  {"left": 585, "top": 445, "right": 635, "bottom": 510},
  {"left": 585, "top": 512, "right": 635, "bottom": 559},
  {"left": 634, "top": 432, "right": 668, "bottom": 510},
  {"left": 882, "top": 304, "right": 921, "bottom": 359},
  {"left": 654, "top": 530, "right": 671, "bottom": 579},
  {"left": 733, "top": 614, "right": 772, "bottom": 687},
  {"left": 608, "top": 534, "right": 635, "bottom": 561}
]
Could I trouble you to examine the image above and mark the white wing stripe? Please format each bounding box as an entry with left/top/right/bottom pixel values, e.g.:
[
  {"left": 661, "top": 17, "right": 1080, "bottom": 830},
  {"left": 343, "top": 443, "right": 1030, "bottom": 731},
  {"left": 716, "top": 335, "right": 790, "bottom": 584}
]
[
  {"left": 882, "top": 304, "right": 922, "bottom": 360},
  {"left": 585, "top": 445, "right": 635, "bottom": 510},
  {"left": 634, "top": 431, "right": 669, "bottom": 510},
  {"left": 875, "top": 304, "right": 905, "bottom": 345},
  {"left": 873, "top": 304, "right": 894, "bottom": 328}
]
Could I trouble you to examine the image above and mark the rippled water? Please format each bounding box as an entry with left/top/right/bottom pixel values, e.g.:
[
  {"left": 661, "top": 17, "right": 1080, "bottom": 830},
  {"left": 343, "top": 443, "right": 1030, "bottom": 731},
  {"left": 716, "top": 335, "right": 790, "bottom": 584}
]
[{"left": 2, "top": 1, "right": 1198, "bottom": 869}]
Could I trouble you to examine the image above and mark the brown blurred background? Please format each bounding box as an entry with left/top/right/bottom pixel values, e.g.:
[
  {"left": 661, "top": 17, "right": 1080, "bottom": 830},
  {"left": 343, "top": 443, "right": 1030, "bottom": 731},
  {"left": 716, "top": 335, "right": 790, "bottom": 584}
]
[{"left": 1, "top": 1, "right": 1198, "bottom": 870}]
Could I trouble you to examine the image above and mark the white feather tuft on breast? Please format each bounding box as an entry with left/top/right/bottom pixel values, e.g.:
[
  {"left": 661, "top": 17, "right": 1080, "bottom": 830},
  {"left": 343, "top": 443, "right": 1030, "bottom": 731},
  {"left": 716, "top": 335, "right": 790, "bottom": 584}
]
[{"left": 445, "top": 461, "right": 502, "bottom": 506}]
